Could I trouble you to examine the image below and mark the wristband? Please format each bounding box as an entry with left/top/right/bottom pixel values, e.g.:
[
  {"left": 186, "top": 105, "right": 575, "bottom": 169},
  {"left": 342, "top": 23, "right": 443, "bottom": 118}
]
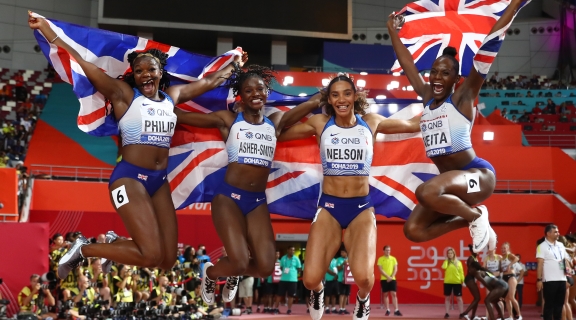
[
  {"left": 537, "top": 278, "right": 542, "bottom": 282},
  {"left": 50, "top": 35, "right": 59, "bottom": 43}
]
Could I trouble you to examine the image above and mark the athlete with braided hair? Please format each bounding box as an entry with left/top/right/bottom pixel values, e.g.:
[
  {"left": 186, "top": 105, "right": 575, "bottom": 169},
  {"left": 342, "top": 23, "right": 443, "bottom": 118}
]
[
  {"left": 28, "top": 13, "right": 247, "bottom": 279},
  {"left": 174, "top": 65, "right": 324, "bottom": 306},
  {"left": 385, "top": 0, "right": 529, "bottom": 252}
]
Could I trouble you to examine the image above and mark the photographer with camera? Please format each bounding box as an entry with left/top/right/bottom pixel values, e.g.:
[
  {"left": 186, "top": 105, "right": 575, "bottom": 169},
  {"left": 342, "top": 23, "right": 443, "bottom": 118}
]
[
  {"left": 68, "top": 275, "right": 96, "bottom": 319},
  {"left": 112, "top": 265, "right": 137, "bottom": 304},
  {"left": 86, "top": 258, "right": 111, "bottom": 307},
  {"left": 191, "top": 282, "right": 223, "bottom": 318},
  {"left": 134, "top": 268, "right": 152, "bottom": 303},
  {"left": 148, "top": 276, "right": 174, "bottom": 306},
  {"left": 17, "top": 274, "right": 56, "bottom": 319},
  {"left": 49, "top": 234, "right": 68, "bottom": 275}
]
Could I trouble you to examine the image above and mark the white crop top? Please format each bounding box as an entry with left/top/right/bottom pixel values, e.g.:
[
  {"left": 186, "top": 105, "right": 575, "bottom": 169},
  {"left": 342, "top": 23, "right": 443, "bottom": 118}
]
[
  {"left": 486, "top": 257, "right": 500, "bottom": 273},
  {"left": 501, "top": 255, "right": 513, "bottom": 273},
  {"left": 226, "top": 112, "right": 277, "bottom": 168},
  {"left": 320, "top": 115, "right": 373, "bottom": 176},
  {"left": 118, "top": 88, "right": 177, "bottom": 149},
  {"left": 420, "top": 95, "right": 474, "bottom": 158}
]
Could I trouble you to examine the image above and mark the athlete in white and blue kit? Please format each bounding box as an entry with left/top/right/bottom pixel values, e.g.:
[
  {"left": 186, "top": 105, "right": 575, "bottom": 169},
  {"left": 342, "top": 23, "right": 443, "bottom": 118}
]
[
  {"left": 174, "top": 65, "right": 324, "bottom": 306},
  {"left": 386, "top": 0, "right": 528, "bottom": 252},
  {"left": 28, "top": 13, "right": 248, "bottom": 278},
  {"left": 279, "top": 74, "right": 418, "bottom": 320}
]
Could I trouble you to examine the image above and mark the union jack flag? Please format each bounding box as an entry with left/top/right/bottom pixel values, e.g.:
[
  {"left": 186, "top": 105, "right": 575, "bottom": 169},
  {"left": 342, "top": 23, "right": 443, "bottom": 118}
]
[
  {"left": 231, "top": 193, "right": 241, "bottom": 200},
  {"left": 32, "top": 12, "right": 241, "bottom": 137},
  {"left": 391, "top": 0, "right": 530, "bottom": 76},
  {"left": 169, "top": 103, "right": 439, "bottom": 220}
]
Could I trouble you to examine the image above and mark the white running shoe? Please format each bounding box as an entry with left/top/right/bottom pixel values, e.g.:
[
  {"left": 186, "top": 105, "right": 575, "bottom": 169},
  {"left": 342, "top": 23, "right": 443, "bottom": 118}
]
[
  {"left": 308, "top": 288, "right": 324, "bottom": 320},
  {"left": 487, "top": 227, "right": 497, "bottom": 252},
  {"left": 57, "top": 235, "right": 89, "bottom": 279},
  {"left": 200, "top": 262, "right": 216, "bottom": 305},
  {"left": 353, "top": 294, "right": 370, "bottom": 320},
  {"left": 221, "top": 276, "right": 240, "bottom": 303},
  {"left": 101, "top": 231, "right": 119, "bottom": 274},
  {"left": 469, "top": 205, "right": 490, "bottom": 253}
]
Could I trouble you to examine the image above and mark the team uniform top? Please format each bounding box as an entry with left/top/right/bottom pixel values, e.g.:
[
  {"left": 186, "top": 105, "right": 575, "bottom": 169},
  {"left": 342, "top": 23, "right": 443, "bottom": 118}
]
[
  {"left": 500, "top": 255, "right": 514, "bottom": 273},
  {"left": 420, "top": 95, "right": 474, "bottom": 158},
  {"left": 118, "top": 88, "right": 177, "bottom": 149},
  {"left": 485, "top": 257, "right": 500, "bottom": 273},
  {"left": 226, "top": 112, "right": 277, "bottom": 168},
  {"left": 320, "top": 115, "right": 373, "bottom": 176}
]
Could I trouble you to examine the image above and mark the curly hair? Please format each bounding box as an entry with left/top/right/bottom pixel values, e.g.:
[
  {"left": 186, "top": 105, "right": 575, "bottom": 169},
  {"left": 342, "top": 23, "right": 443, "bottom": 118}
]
[
  {"left": 226, "top": 64, "right": 276, "bottom": 97},
  {"left": 321, "top": 75, "right": 368, "bottom": 117},
  {"left": 120, "top": 48, "right": 171, "bottom": 90}
]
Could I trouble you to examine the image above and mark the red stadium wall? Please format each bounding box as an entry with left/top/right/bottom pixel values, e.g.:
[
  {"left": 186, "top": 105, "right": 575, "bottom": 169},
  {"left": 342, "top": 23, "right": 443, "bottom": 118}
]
[
  {"left": 0, "top": 168, "right": 18, "bottom": 221},
  {"left": 0, "top": 223, "right": 49, "bottom": 316}
]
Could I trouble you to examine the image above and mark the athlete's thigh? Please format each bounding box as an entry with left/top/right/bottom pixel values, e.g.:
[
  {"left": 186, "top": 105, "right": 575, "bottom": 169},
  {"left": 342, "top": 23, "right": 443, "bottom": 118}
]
[
  {"left": 343, "top": 209, "right": 377, "bottom": 277},
  {"left": 246, "top": 204, "right": 275, "bottom": 267},
  {"left": 427, "top": 168, "right": 496, "bottom": 205},
  {"left": 109, "top": 178, "right": 161, "bottom": 249},
  {"left": 305, "top": 208, "right": 342, "bottom": 280},
  {"left": 406, "top": 203, "right": 457, "bottom": 228},
  {"left": 211, "top": 194, "right": 250, "bottom": 257},
  {"left": 151, "top": 183, "right": 178, "bottom": 264}
]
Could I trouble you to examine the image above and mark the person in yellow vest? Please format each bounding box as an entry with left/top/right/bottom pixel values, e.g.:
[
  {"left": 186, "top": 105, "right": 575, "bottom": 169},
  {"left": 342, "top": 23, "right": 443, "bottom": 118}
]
[
  {"left": 377, "top": 245, "right": 402, "bottom": 316},
  {"left": 134, "top": 268, "right": 152, "bottom": 303},
  {"left": 148, "top": 276, "right": 174, "bottom": 306},
  {"left": 113, "top": 265, "right": 136, "bottom": 304},
  {"left": 190, "top": 282, "right": 223, "bottom": 318},
  {"left": 87, "top": 258, "right": 111, "bottom": 307},
  {"left": 17, "top": 274, "right": 56, "bottom": 319},
  {"left": 69, "top": 275, "right": 97, "bottom": 319},
  {"left": 442, "top": 248, "right": 465, "bottom": 319},
  {"left": 60, "top": 266, "right": 82, "bottom": 302}
]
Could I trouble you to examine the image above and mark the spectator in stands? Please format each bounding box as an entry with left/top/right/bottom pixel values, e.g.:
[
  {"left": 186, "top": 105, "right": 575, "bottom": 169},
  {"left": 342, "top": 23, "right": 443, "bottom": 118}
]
[
  {"left": 518, "top": 111, "right": 530, "bottom": 123},
  {"left": 511, "top": 115, "right": 518, "bottom": 123},
  {"left": 516, "top": 92, "right": 523, "bottom": 97},
  {"left": 545, "top": 91, "right": 553, "bottom": 97},
  {"left": 0, "top": 151, "right": 8, "bottom": 168},
  {"left": 570, "top": 92, "right": 576, "bottom": 97},
  {"left": 34, "top": 92, "right": 47, "bottom": 106},
  {"left": 0, "top": 84, "right": 12, "bottom": 101},
  {"left": 542, "top": 125, "right": 554, "bottom": 132},
  {"left": 501, "top": 108, "right": 508, "bottom": 118},
  {"left": 545, "top": 99, "right": 556, "bottom": 114},
  {"left": 537, "top": 92, "right": 544, "bottom": 98},
  {"left": 533, "top": 103, "right": 543, "bottom": 115},
  {"left": 495, "top": 92, "right": 501, "bottom": 97},
  {"left": 526, "top": 91, "right": 534, "bottom": 98},
  {"left": 556, "top": 92, "right": 562, "bottom": 97},
  {"left": 490, "top": 72, "right": 500, "bottom": 83},
  {"left": 17, "top": 274, "right": 56, "bottom": 319}
]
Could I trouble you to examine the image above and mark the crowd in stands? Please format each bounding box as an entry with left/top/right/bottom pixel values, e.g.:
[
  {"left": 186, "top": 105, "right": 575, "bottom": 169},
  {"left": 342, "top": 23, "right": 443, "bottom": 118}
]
[
  {"left": 0, "top": 67, "right": 54, "bottom": 208},
  {"left": 16, "top": 232, "right": 348, "bottom": 320},
  {"left": 483, "top": 72, "right": 576, "bottom": 91}
]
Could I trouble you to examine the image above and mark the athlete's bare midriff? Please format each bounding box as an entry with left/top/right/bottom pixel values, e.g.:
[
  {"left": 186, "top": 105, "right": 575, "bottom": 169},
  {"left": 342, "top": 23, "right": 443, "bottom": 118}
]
[
  {"left": 431, "top": 148, "right": 477, "bottom": 173},
  {"left": 224, "top": 162, "right": 271, "bottom": 192},
  {"left": 122, "top": 144, "right": 169, "bottom": 171},
  {"left": 322, "top": 175, "right": 370, "bottom": 198}
]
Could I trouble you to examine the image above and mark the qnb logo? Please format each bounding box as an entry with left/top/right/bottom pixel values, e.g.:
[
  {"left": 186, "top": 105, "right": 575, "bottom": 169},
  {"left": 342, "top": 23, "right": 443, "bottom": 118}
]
[
  {"left": 421, "top": 124, "right": 427, "bottom": 132},
  {"left": 156, "top": 109, "right": 172, "bottom": 117},
  {"left": 332, "top": 137, "right": 339, "bottom": 144},
  {"left": 244, "top": 132, "right": 274, "bottom": 141},
  {"left": 147, "top": 108, "right": 155, "bottom": 116},
  {"left": 340, "top": 137, "right": 361, "bottom": 144}
]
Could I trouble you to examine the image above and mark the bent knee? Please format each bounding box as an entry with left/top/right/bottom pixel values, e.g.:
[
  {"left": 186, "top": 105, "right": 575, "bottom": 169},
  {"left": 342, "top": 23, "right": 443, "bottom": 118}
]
[
  {"left": 415, "top": 183, "right": 440, "bottom": 208},
  {"left": 302, "top": 273, "right": 323, "bottom": 290},
  {"left": 353, "top": 275, "right": 373, "bottom": 290},
  {"left": 256, "top": 261, "right": 275, "bottom": 278},
  {"left": 227, "top": 255, "right": 250, "bottom": 275},
  {"left": 403, "top": 222, "right": 426, "bottom": 242}
]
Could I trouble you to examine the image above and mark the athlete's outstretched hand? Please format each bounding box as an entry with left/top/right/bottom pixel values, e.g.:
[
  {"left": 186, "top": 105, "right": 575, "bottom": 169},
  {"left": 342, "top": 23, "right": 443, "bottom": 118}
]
[
  {"left": 28, "top": 11, "right": 47, "bottom": 30},
  {"left": 387, "top": 13, "right": 404, "bottom": 31},
  {"left": 235, "top": 51, "right": 249, "bottom": 68}
]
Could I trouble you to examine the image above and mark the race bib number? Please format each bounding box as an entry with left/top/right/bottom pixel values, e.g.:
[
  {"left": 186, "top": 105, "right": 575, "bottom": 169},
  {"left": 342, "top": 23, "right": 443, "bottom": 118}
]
[
  {"left": 112, "top": 185, "right": 129, "bottom": 209},
  {"left": 465, "top": 173, "right": 481, "bottom": 193},
  {"left": 284, "top": 267, "right": 290, "bottom": 274},
  {"left": 273, "top": 262, "right": 281, "bottom": 283},
  {"left": 324, "top": 135, "right": 368, "bottom": 171},
  {"left": 140, "top": 106, "right": 175, "bottom": 144},
  {"left": 421, "top": 116, "right": 452, "bottom": 157},
  {"left": 237, "top": 129, "right": 276, "bottom": 168}
]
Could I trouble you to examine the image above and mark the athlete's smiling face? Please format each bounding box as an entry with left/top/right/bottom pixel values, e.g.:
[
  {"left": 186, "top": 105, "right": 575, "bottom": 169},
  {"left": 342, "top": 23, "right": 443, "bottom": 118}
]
[
  {"left": 429, "top": 57, "right": 460, "bottom": 101},
  {"left": 328, "top": 80, "right": 357, "bottom": 117},
  {"left": 239, "top": 76, "right": 268, "bottom": 112},
  {"left": 133, "top": 56, "right": 162, "bottom": 98}
]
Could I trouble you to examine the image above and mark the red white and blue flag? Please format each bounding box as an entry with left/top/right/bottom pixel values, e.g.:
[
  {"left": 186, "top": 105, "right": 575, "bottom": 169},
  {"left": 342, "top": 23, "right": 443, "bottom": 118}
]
[
  {"left": 391, "top": 0, "right": 530, "bottom": 76},
  {"left": 33, "top": 14, "right": 438, "bottom": 220},
  {"left": 169, "top": 104, "right": 439, "bottom": 220}
]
